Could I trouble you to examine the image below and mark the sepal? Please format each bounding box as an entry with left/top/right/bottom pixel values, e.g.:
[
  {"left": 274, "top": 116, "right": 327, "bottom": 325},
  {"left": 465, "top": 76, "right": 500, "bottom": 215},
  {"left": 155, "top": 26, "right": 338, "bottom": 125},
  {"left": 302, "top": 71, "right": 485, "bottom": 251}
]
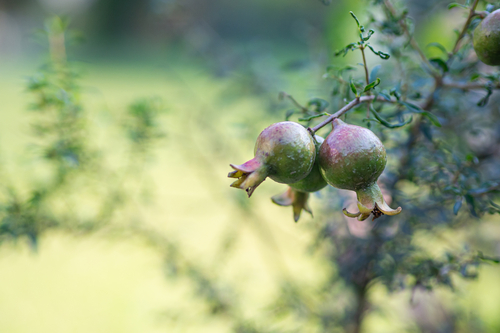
[{"left": 271, "top": 187, "right": 312, "bottom": 222}]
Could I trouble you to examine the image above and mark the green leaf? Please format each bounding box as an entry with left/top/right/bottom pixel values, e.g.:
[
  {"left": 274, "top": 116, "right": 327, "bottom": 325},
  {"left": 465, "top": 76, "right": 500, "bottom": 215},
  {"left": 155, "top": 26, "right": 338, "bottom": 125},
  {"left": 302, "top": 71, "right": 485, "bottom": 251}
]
[
  {"left": 366, "top": 44, "right": 391, "bottom": 60},
  {"left": 363, "top": 29, "right": 375, "bottom": 41},
  {"left": 427, "top": 42, "right": 448, "bottom": 55},
  {"left": 350, "top": 11, "right": 361, "bottom": 28},
  {"left": 370, "top": 106, "right": 413, "bottom": 128},
  {"left": 490, "top": 201, "right": 500, "bottom": 210},
  {"left": 307, "top": 98, "right": 329, "bottom": 112},
  {"left": 378, "top": 91, "right": 391, "bottom": 101},
  {"left": 339, "top": 65, "right": 357, "bottom": 73},
  {"left": 285, "top": 109, "right": 295, "bottom": 120},
  {"left": 477, "top": 87, "right": 493, "bottom": 107},
  {"left": 400, "top": 102, "right": 442, "bottom": 127},
  {"left": 453, "top": 197, "right": 463, "bottom": 215},
  {"left": 465, "top": 194, "right": 478, "bottom": 217},
  {"left": 478, "top": 251, "right": 500, "bottom": 264},
  {"left": 430, "top": 58, "right": 449, "bottom": 72},
  {"left": 448, "top": 3, "right": 467, "bottom": 9},
  {"left": 390, "top": 88, "right": 401, "bottom": 101},
  {"left": 369, "top": 65, "right": 381, "bottom": 83},
  {"left": 470, "top": 73, "right": 481, "bottom": 81},
  {"left": 399, "top": 101, "right": 421, "bottom": 112},
  {"left": 350, "top": 80, "right": 358, "bottom": 96},
  {"left": 335, "top": 43, "right": 359, "bottom": 57},
  {"left": 363, "top": 78, "right": 381, "bottom": 92},
  {"left": 298, "top": 112, "right": 330, "bottom": 121},
  {"left": 421, "top": 111, "right": 442, "bottom": 127}
]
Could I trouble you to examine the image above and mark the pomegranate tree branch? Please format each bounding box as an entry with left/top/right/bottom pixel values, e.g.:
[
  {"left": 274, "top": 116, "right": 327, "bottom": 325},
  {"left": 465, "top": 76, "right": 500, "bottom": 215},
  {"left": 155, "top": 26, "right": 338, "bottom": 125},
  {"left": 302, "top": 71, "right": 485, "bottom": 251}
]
[
  {"left": 450, "top": 0, "right": 481, "bottom": 57},
  {"left": 309, "top": 95, "right": 396, "bottom": 134}
]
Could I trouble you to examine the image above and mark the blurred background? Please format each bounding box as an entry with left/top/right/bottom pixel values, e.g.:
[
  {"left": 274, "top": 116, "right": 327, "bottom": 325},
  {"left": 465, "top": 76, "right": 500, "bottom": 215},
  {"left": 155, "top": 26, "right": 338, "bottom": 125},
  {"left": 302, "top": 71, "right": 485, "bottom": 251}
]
[{"left": 0, "top": 0, "right": 500, "bottom": 332}]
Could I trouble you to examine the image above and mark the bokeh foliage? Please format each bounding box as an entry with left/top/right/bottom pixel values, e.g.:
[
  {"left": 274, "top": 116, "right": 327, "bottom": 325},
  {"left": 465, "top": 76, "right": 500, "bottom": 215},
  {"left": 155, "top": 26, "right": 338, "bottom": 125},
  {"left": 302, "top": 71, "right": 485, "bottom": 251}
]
[{"left": 1, "top": 0, "right": 500, "bottom": 332}]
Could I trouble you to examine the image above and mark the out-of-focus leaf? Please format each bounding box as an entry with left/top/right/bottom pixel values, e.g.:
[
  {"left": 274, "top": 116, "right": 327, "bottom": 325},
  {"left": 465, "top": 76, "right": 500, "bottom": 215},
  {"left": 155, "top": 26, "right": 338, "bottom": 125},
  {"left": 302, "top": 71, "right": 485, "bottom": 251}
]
[
  {"left": 298, "top": 112, "right": 329, "bottom": 122},
  {"left": 448, "top": 3, "right": 467, "bottom": 9},
  {"left": 378, "top": 91, "right": 392, "bottom": 101},
  {"left": 285, "top": 109, "right": 295, "bottom": 120},
  {"left": 470, "top": 73, "right": 481, "bottom": 81},
  {"left": 370, "top": 106, "right": 412, "bottom": 128},
  {"left": 427, "top": 42, "right": 448, "bottom": 56},
  {"left": 465, "top": 194, "right": 478, "bottom": 217},
  {"left": 400, "top": 102, "right": 442, "bottom": 127},
  {"left": 363, "top": 29, "right": 375, "bottom": 41},
  {"left": 478, "top": 251, "right": 500, "bottom": 263},
  {"left": 421, "top": 111, "right": 442, "bottom": 127},
  {"left": 430, "top": 58, "right": 449, "bottom": 72},
  {"left": 477, "top": 87, "right": 493, "bottom": 107},
  {"left": 335, "top": 43, "right": 359, "bottom": 57},
  {"left": 370, "top": 65, "right": 381, "bottom": 83},
  {"left": 308, "top": 98, "right": 329, "bottom": 112},
  {"left": 350, "top": 80, "right": 358, "bottom": 96},
  {"left": 453, "top": 197, "right": 463, "bottom": 215},
  {"left": 350, "top": 11, "right": 361, "bottom": 28},
  {"left": 390, "top": 88, "right": 401, "bottom": 101},
  {"left": 399, "top": 101, "right": 421, "bottom": 112},
  {"left": 367, "top": 44, "right": 391, "bottom": 60}
]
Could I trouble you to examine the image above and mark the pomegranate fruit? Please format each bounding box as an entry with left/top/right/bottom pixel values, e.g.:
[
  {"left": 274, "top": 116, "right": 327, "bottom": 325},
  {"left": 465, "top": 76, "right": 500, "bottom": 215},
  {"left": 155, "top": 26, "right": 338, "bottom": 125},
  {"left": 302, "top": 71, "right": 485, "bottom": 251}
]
[
  {"left": 473, "top": 9, "right": 500, "bottom": 66},
  {"left": 271, "top": 135, "right": 327, "bottom": 222},
  {"left": 319, "top": 119, "right": 401, "bottom": 221},
  {"left": 228, "top": 121, "right": 316, "bottom": 197}
]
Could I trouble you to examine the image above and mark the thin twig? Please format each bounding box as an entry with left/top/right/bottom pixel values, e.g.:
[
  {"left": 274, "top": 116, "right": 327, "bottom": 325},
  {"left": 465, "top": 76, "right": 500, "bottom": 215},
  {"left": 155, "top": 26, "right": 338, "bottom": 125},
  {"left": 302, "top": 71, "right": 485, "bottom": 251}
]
[
  {"left": 360, "top": 45, "right": 372, "bottom": 118},
  {"left": 387, "top": 0, "right": 483, "bottom": 191},
  {"left": 280, "top": 92, "right": 308, "bottom": 113},
  {"left": 382, "top": 0, "right": 439, "bottom": 78},
  {"left": 442, "top": 80, "right": 500, "bottom": 90},
  {"left": 309, "top": 95, "right": 397, "bottom": 133},
  {"left": 450, "top": 0, "right": 481, "bottom": 59}
]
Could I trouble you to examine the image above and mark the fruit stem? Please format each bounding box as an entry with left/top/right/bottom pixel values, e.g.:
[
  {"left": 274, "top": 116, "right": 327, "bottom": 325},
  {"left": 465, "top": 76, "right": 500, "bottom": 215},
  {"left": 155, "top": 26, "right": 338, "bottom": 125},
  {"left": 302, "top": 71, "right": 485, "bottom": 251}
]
[{"left": 356, "top": 183, "right": 384, "bottom": 209}]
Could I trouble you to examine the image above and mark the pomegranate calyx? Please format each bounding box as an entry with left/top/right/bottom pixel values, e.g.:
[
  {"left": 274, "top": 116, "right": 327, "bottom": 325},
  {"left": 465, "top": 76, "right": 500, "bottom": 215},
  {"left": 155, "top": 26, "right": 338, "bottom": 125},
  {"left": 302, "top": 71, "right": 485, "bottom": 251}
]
[
  {"left": 228, "top": 159, "right": 268, "bottom": 197},
  {"left": 271, "top": 187, "right": 312, "bottom": 222}
]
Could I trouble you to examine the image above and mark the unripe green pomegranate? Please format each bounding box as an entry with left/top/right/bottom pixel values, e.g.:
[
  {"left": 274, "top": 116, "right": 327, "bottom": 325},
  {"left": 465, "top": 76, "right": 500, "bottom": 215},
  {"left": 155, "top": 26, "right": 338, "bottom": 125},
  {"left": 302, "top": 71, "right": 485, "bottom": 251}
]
[
  {"left": 473, "top": 9, "right": 500, "bottom": 66},
  {"left": 272, "top": 135, "right": 328, "bottom": 222},
  {"left": 228, "top": 121, "right": 316, "bottom": 197},
  {"left": 319, "top": 119, "right": 401, "bottom": 221},
  {"left": 289, "top": 135, "right": 327, "bottom": 193}
]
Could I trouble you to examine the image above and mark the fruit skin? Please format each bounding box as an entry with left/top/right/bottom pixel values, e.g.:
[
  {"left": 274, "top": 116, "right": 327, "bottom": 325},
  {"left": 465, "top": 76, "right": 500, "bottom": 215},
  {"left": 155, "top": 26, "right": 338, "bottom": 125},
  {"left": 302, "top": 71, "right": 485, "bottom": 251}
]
[
  {"left": 228, "top": 121, "right": 316, "bottom": 197},
  {"left": 271, "top": 136, "right": 328, "bottom": 222},
  {"left": 473, "top": 9, "right": 500, "bottom": 66},
  {"left": 289, "top": 135, "right": 328, "bottom": 193},
  {"left": 319, "top": 119, "right": 401, "bottom": 221}
]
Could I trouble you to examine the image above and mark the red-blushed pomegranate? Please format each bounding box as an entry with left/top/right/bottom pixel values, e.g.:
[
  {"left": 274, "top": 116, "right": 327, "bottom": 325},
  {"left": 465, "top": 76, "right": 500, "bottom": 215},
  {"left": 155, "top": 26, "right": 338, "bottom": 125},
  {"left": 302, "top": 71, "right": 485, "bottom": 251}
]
[
  {"left": 228, "top": 121, "right": 316, "bottom": 197},
  {"left": 319, "top": 119, "right": 402, "bottom": 221},
  {"left": 271, "top": 135, "right": 327, "bottom": 222}
]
